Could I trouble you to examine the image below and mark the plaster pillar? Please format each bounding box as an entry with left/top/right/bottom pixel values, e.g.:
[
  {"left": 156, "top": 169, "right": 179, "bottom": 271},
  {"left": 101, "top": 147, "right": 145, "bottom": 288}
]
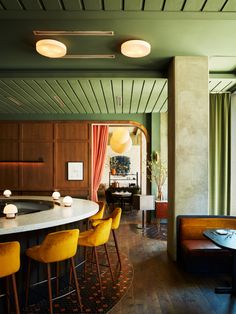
[{"left": 167, "top": 56, "right": 209, "bottom": 260}]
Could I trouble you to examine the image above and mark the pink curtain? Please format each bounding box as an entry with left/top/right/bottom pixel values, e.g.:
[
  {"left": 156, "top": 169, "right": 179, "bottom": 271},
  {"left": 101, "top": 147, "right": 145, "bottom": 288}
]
[{"left": 92, "top": 125, "right": 109, "bottom": 201}]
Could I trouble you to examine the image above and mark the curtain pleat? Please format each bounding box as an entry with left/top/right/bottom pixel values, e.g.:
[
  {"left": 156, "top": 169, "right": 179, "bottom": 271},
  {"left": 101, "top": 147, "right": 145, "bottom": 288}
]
[
  {"left": 92, "top": 125, "right": 109, "bottom": 201},
  {"left": 209, "top": 93, "right": 231, "bottom": 215}
]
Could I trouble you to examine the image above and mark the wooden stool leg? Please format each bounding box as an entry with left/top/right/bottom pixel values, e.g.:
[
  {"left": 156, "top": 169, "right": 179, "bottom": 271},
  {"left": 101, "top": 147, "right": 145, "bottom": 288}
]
[
  {"left": 11, "top": 273, "right": 20, "bottom": 314},
  {"left": 6, "top": 277, "right": 11, "bottom": 314},
  {"left": 104, "top": 243, "right": 114, "bottom": 282},
  {"left": 47, "top": 263, "right": 53, "bottom": 314},
  {"left": 112, "top": 230, "right": 122, "bottom": 269},
  {"left": 84, "top": 247, "right": 88, "bottom": 279},
  {"left": 25, "top": 257, "right": 31, "bottom": 307},
  {"left": 70, "top": 257, "right": 83, "bottom": 312},
  {"left": 56, "top": 262, "right": 60, "bottom": 296},
  {"left": 94, "top": 247, "right": 103, "bottom": 294}
]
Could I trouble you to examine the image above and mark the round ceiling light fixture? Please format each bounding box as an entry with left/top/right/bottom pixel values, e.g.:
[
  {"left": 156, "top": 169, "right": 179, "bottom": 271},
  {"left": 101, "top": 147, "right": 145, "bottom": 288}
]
[
  {"left": 36, "top": 39, "right": 67, "bottom": 58},
  {"left": 121, "top": 40, "right": 151, "bottom": 58}
]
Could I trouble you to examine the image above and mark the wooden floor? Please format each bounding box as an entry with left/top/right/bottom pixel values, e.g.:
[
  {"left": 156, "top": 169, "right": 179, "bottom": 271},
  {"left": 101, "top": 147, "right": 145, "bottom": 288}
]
[{"left": 109, "top": 210, "right": 236, "bottom": 314}]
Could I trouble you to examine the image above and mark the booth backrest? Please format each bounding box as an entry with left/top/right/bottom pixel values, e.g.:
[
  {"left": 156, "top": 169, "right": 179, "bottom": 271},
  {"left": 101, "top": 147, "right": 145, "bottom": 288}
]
[{"left": 178, "top": 216, "right": 236, "bottom": 241}]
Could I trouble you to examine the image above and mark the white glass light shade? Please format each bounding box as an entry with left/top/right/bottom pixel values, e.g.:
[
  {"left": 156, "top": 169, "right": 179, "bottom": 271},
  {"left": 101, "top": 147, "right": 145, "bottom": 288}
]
[
  {"left": 110, "top": 136, "right": 132, "bottom": 154},
  {"left": 63, "top": 196, "right": 73, "bottom": 207},
  {"left": 36, "top": 39, "right": 67, "bottom": 58},
  {"left": 121, "top": 40, "right": 151, "bottom": 58},
  {"left": 3, "top": 204, "right": 18, "bottom": 219},
  {"left": 111, "top": 127, "right": 130, "bottom": 144},
  {"left": 3, "top": 189, "right": 11, "bottom": 197},
  {"left": 52, "top": 191, "right": 60, "bottom": 200}
]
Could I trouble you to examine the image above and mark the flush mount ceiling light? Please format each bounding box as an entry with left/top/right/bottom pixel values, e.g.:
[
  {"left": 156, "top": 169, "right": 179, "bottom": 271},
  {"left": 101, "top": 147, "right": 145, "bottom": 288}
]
[
  {"left": 121, "top": 40, "right": 151, "bottom": 58},
  {"left": 36, "top": 39, "right": 67, "bottom": 58}
]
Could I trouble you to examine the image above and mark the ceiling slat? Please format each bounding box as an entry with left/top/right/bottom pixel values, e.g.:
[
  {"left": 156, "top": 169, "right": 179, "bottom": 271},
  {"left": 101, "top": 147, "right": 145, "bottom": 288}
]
[
  {"left": 102, "top": 80, "right": 115, "bottom": 114},
  {"left": 51, "top": 79, "right": 82, "bottom": 113},
  {"left": 137, "top": 80, "right": 156, "bottom": 113},
  {"left": 164, "top": 0, "right": 185, "bottom": 11},
  {"left": 57, "top": 79, "right": 87, "bottom": 113},
  {"left": 124, "top": 0, "right": 143, "bottom": 11},
  {"left": 203, "top": 0, "right": 226, "bottom": 11},
  {"left": 7, "top": 80, "right": 49, "bottom": 113},
  {"left": 145, "top": 80, "right": 166, "bottom": 112},
  {"left": 33, "top": 80, "right": 67, "bottom": 113},
  {"left": 130, "top": 80, "right": 145, "bottom": 113},
  {"left": 62, "top": 0, "right": 83, "bottom": 10},
  {"left": 0, "top": 80, "right": 39, "bottom": 113},
  {"left": 89, "top": 79, "right": 108, "bottom": 113},
  {"left": 79, "top": 79, "right": 101, "bottom": 113},
  {"left": 104, "top": 0, "right": 122, "bottom": 11},
  {"left": 111, "top": 79, "right": 122, "bottom": 114},
  {"left": 122, "top": 80, "right": 133, "bottom": 113},
  {"left": 41, "top": 0, "right": 63, "bottom": 11},
  {"left": 144, "top": 0, "right": 163, "bottom": 11},
  {"left": 83, "top": 0, "right": 103, "bottom": 10},
  {"left": 21, "top": 0, "right": 44, "bottom": 10},
  {"left": 183, "top": 0, "right": 206, "bottom": 11},
  {"left": 222, "top": 0, "right": 236, "bottom": 11},
  {"left": 63, "top": 80, "right": 87, "bottom": 114},
  {"left": 152, "top": 81, "right": 167, "bottom": 112},
  {"left": 68, "top": 80, "right": 93, "bottom": 114},
  {"left": 0, "top": 0, "right": 24, "bottom": 10}
]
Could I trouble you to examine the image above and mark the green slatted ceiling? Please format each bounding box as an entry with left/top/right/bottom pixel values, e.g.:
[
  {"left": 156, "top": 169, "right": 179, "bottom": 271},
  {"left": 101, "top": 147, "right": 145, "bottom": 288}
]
[
  {"left": 0, "top": 78, "right": 168, "bottom": 114},
  {"left": 0, "top": 0, "right": 235, "bottom": 12}
]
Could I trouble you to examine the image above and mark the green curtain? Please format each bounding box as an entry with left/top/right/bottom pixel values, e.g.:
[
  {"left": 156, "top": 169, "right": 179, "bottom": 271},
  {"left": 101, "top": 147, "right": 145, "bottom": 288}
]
[{"left": 209, "top": 93, "right": 231, "bottom": 215}]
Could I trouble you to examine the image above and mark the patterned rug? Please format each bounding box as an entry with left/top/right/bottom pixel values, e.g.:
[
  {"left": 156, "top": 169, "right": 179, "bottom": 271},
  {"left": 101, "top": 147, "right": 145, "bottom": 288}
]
[{"left": 22, "top": 250, "right": 133, "bottom": 314}]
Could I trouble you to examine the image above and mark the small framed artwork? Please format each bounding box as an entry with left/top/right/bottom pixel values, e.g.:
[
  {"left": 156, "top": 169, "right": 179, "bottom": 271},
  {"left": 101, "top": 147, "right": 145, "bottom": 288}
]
[{"left": 67, "top": 162, "right": 83, "bottom": 180}]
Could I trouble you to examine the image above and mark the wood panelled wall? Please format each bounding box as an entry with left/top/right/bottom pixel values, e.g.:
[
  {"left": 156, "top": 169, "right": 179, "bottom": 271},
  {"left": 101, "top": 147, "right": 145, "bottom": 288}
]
[{"left": 0, "top": 121, "right": 91, "bottom": 198}]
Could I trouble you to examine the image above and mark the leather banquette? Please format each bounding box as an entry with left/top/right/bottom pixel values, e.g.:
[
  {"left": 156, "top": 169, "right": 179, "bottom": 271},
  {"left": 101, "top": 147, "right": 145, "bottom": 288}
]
[{"left": 177, "top": 215, "right": 236, "bottom": 273}]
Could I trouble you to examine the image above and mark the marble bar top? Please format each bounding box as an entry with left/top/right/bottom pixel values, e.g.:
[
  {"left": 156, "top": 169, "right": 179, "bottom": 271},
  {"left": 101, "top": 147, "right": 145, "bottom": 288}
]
[{"left": 0, "top": 196, "right": 99, "bottom": 235}]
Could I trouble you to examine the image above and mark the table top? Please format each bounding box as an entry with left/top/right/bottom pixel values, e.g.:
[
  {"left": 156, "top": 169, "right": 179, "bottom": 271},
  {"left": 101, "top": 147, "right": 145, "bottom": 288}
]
[
  {"left": 0, "top": 196, "right": 98, "bottom": 236},
  {"left": 203, "top": 229, "right": 236, "bottom": 251}
]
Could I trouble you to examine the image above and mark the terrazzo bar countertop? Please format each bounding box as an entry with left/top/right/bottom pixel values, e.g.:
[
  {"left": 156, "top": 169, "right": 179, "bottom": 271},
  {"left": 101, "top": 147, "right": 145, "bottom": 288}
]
[{"left": 0, "top": 196, "right": 98, "bottom": 235}]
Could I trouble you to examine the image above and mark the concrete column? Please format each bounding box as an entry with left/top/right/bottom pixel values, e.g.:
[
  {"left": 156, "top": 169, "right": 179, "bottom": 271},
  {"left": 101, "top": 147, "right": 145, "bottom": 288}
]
[{"left": 168, "top": 56, "right": 209, "bottom": 260}]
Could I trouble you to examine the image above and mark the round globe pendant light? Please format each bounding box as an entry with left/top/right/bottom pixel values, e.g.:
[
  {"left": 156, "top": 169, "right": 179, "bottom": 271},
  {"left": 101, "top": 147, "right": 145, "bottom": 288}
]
[
  {"left": 121, "top": 40, "right": 151, "bottom": 58},
  {"left": 36, "top": 39, "right": 67, "bottom": 58},
  {"left": 111, "top": 127, "right": 130, "bottom": 144},
  {"left": 110, "top": 136, "right": 132, "bottom": 154}
]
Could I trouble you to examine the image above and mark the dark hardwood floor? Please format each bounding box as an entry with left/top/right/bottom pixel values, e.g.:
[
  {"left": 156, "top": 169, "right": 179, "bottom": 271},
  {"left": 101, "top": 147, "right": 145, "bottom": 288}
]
[{"left": 109, "top": 210, "right": 236, "bottom": 314}]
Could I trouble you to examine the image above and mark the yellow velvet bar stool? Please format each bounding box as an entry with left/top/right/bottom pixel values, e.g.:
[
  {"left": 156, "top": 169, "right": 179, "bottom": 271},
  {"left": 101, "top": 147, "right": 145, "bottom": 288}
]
[
  {"left": 91, "top": 207, "right": 122, "bottom": 269},
  {"left": 0, "top": 241, "right": 21, "bottom": 314},
  {"left": 78, "top": 218, "right": 113, "bottom": 294},
  {"left": 25, "top": 229, "right": 82, "bottom": 314},
  {"left": 87, "top": 201, "right": 106, "bottom": 229}
]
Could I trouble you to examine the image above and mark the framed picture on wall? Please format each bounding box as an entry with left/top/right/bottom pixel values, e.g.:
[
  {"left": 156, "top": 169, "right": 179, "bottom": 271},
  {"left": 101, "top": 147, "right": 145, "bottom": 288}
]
[{"left": 67, "top": 162, "right": 83, "bottom": 180}]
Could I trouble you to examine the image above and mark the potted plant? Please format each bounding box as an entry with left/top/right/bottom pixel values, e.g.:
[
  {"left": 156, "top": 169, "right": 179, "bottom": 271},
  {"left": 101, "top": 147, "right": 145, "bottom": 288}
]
[{"left": 146, "top": 151, "right": 167, "bottom": 200}]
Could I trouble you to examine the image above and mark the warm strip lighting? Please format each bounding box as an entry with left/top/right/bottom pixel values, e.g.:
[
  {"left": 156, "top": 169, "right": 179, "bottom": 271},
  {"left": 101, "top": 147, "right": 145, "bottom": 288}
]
[
  {"left": 63, "top": 54, "right": 115, "bottom": 59},
  {"left": 33, "top": 30, "right": 114, "bottom": 36},
  {"left": 36, "top": 39, "right": 67, "bottom": 58},
  {"left": 121, "top": 40, "right": 151, "bottom": 58}
]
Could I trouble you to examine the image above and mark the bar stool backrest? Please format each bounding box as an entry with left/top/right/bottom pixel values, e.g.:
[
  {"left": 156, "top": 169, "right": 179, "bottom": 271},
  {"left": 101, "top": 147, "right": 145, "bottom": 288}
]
[{"left": 0, "top": 241, "right": 20, "bottom": 278}]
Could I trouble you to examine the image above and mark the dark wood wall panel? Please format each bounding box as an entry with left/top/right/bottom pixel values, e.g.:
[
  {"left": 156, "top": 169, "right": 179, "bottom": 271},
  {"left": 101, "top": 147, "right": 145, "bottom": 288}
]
[
  {"left": 55, "top": 122, "right": 88, "bottom": 140},
  {"left": 55, "top": 142, "right": 89, "bottom": 190},
  {"left": 0, "top": 121, "right": 91, "bottom": 197},
  {"left": 20, "top": 142, "right": 53, "bottom": 190},
  {"left": 0, "top": 142, "right": 19, "bottom": 189},
  {"left": 21, "top": 122, "right": 53, "bottom": 140}
]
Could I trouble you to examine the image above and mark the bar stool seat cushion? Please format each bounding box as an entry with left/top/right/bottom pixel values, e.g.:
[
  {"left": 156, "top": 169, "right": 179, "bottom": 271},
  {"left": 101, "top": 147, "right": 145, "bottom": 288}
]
[
  {"left": 26, "top": 229, "right": 79, "bottom": 263},
  {"left": 78, "top": 218, "right": 112, "bottom": 247},
  {"left": 0, "top": 241, "right": 20, "bottom": 278}
]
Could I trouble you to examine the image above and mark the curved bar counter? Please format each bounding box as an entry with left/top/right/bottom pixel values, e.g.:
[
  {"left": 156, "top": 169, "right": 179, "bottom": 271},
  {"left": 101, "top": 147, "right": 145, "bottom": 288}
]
[
  {"left": 0, "top": 196, "right": 99, "bottom": 308},
  {"left": 0, "top": 196, "right": 98, "bottom": 235}
]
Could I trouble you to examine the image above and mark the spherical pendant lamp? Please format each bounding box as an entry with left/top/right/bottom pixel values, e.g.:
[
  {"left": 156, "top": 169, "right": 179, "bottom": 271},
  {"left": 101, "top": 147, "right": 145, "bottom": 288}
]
[
  {"left": 110, "top": 136, "right": 132, "bottom": 154},
  {"left": 111, "top": 127, "right": 130, "bottom": 144}
]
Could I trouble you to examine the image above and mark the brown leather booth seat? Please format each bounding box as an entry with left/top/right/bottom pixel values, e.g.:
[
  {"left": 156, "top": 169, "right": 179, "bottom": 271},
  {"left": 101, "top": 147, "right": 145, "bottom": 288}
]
[{"left": 177, "top": 215, "right": 236, "bottom": 273}]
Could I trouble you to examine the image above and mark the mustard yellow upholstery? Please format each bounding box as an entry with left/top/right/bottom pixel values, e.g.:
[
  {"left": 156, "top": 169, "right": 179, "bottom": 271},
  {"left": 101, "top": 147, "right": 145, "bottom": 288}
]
[
  {"left": 78, "top": 218, "right": 112, "bottom": 247},
  {"left": 89, "top": 201, "right": 105, "bottom": 221},
  {"left": 91, "top": 207, "right": 122, "bottom": 230},
  {"left": 26, "top": 229, "right": 79, "bottom": 263},
  {"left": 0, "top": 241, "right": 20, "bottom": 278}
]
